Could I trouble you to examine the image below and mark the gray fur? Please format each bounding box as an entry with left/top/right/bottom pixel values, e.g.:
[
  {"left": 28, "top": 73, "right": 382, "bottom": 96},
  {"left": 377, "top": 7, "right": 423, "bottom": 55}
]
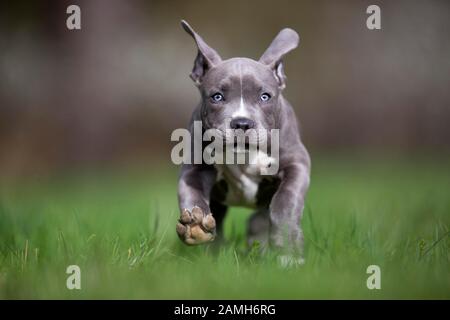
[{"left": 177, "top": 20, "right": 310, "bottom": 259}]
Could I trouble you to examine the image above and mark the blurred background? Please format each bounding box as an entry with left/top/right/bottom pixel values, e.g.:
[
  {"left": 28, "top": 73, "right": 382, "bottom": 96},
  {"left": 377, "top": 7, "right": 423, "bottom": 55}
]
[
  {"left": 0, "top": 1, "right": 449, "bottom": 300},
  {"left": 0, "top": 0, "right": 449, "bottom": 177}
]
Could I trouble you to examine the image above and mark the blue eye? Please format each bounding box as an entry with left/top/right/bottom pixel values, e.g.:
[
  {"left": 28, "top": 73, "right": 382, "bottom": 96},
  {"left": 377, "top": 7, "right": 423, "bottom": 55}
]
[
  {"left": 260, "top": 93, "right": 271, "bottom": 102},
  {"left": 211, "top": 93, "right": 224, "bottom": 102}
]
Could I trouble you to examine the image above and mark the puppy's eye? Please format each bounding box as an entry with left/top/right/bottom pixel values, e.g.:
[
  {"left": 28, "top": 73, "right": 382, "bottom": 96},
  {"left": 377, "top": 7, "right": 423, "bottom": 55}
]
[
  {"left": 260, "top": 93, "right": 271, "bottom": 102},
  {"left": 211, "top": 93, "right": 224, "bottom": 103}
]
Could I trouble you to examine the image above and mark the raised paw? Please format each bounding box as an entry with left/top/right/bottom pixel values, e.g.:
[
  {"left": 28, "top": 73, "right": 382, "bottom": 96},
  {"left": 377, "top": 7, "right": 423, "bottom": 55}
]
[{"left": 176, "top": 206, "right": 216, "bottom": 245}]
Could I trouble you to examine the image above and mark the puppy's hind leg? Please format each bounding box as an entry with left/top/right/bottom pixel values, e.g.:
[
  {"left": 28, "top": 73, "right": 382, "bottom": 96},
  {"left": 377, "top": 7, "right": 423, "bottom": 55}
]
[{"left": 247, "top": 208, "right": 270, "bottom": 250}]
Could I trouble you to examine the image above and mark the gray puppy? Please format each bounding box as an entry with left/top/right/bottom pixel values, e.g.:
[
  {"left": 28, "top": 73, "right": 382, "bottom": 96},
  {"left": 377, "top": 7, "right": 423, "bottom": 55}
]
[{"left": 176, "top": 20, "right": 310, "bottom": 264}]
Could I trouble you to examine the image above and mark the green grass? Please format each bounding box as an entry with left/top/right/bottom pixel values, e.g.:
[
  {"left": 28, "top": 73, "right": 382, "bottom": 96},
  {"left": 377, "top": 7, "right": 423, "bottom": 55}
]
[{"left": 0, "top": 155, "right": 449, "bottom": 299}]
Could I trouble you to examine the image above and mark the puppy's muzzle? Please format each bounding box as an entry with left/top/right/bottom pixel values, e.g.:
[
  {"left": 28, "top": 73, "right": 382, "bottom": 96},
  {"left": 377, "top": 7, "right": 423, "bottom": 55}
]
[{"left": 230, "top": 117, "right": 256, "bottom": 131}]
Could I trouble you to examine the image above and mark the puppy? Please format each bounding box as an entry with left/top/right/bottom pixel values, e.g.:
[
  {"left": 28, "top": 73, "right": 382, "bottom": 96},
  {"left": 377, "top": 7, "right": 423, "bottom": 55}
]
[{"left": 176, "top": 21, "right": 310, "bottom": 265}]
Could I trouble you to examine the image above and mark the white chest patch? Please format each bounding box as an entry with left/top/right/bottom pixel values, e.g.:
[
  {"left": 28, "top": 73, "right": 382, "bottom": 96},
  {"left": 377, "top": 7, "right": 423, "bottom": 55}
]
[{"left": 215, "top": 151, "right": 277, "bottom": 207}]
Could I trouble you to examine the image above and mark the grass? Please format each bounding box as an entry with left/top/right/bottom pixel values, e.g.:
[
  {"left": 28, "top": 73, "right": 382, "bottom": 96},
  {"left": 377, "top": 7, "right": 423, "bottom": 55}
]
[{"left": 0, "top": 154, "right": 449, "bottom": 299}]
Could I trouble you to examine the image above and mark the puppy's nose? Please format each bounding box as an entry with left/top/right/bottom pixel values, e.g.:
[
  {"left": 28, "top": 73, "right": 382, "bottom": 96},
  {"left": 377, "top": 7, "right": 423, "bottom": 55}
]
[{"left": 230, "top": 117, "right": 256, "bottom": 131}]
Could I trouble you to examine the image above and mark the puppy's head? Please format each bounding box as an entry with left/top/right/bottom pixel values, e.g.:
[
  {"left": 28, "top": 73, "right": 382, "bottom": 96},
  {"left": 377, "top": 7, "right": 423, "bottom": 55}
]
[{"left": 181, "top": 20, "right": 299, "bottom": 147}]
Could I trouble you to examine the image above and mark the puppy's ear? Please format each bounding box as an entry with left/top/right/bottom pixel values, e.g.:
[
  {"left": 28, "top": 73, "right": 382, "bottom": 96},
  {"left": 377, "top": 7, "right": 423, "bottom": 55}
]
[
  {"left": 259, "top": 28, "right": 299, "bottom": 89},
  {"left": 181, "top": 20, "right": 222, "bottom": 86}
]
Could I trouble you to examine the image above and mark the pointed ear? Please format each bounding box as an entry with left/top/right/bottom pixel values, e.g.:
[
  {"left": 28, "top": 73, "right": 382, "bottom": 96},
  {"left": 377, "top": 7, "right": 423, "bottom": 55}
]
[
  {"left": 259, "top": 28, "right": 299, "bottom": 89},
  {"left": 181, "top": 20, "right": 222, "bottom": 85}
]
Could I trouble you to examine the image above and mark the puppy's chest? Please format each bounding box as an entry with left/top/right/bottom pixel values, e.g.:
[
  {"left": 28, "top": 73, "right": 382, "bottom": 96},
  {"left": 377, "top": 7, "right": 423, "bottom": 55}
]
[
  {"left": 216, "top": 164, "right": 261, "bottom": 206},
  {"left": 214, "top": 154, "right": 279, "bottom": 207}
]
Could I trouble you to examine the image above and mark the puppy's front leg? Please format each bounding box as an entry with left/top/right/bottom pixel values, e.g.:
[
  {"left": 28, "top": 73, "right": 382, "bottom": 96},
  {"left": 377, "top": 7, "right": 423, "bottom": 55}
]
[
  {"left": 176, "top": 164, "right": 217, "bottom": 245},
  {"left": 269, "top": 162, "right": 310, "bottom": 264}
]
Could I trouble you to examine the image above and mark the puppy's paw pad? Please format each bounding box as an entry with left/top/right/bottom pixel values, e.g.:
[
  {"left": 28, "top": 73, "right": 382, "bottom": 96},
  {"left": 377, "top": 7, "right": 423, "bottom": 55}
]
[
  {"left": 176, "top": 207, "right": 216, "bottom": 245},
  {"left": 202, "top": 214, "right": 216, "bottom": 231},
  {"left": 180, "top": 209, "right": 192, "bottom": 224},
  {"left": 176, "top": 222, "right": 187, "bottom": 236},
  {"left": 191, "top": 206, "right": 203, "bottom": 223}
]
